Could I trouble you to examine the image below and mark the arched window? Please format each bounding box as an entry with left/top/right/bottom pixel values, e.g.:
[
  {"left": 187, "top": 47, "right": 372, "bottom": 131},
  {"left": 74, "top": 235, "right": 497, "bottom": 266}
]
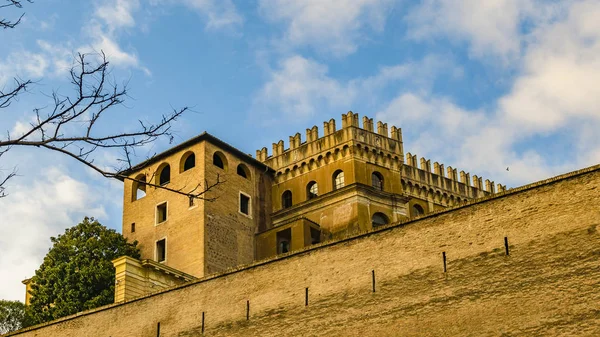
[
  {"left": 412, "top": 204, "right": 425, "bottom": 217},
  {"left": 333, "top": 170, "right": 345, "bottom": 190},
  {"left": 132, "top": 174, "right": 146, "bottom": 201},
  {"left": 237, "top": 164, "right": 250, "bottom": 179},
  {"left": 372, "top": 212, "right": 389, "bottom": 227},
  {"left": 213, "top": 151, "right": 227, "bottom": 170},
  {"left": 158, "top": 164, "right": 170, "bottom": 185},
  {"left": 181, "top": 152, "right": 195, "bottom": 172},
  {"left": 372, "top": 172, "right": 383, "bottom": 191},
  {"left": 282, "top": 190, "right": 292, "bottom": 209},
  {"left": 306, "top": 181, "right": 318, "bottom": 200}
]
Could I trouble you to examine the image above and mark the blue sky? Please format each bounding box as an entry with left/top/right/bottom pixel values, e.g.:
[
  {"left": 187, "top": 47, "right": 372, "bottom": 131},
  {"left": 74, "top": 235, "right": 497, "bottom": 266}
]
[{"left": 1, "top": 0, "right": 600, "bottom": 301}]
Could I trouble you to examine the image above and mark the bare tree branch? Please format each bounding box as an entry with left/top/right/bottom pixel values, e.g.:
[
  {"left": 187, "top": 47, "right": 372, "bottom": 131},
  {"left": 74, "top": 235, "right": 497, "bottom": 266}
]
[
  {"left": 0, "top": 0, "right": 31, "bottom": 29},
  {"left": 0, "top": 52, "right": 222, "bottom": 200},
  {"left": 0, "top": 78, "right": 32, "bottom": 109},
  {"left": 0, "top": 168, "right": 16, "bottom": 198}
]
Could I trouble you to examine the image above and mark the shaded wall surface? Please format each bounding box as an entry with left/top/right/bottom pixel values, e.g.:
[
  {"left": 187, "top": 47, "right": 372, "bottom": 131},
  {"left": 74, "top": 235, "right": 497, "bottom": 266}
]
[{"left": 9, "top": 165, "right": 600, "bottom": 337}]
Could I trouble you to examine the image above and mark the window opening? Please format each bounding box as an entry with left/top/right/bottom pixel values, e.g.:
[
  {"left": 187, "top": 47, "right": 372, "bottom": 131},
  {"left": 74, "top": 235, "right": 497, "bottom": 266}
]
[
  {"left": 333, "top": 170, "right": 345, "bottom": 190},
  {"left": 412, "top": 204, "right": 425, "bottom": 217},
  {"left": 133, "top": 174, "right": 146, "bottom": 201},
  {"left": 237, "top": 164, "right": 250, "bottom": 179},
  {"left": 240, "top": 193, "right": 250, "bottom": 215},
  {"left": 183, "top": 153, "right": 195, "bottom": 171},
  {"left": 282, "top": 190, "right": 292, "bottom": 209},
  {"left": 213, "top": 152, "right": 227, "bottom": 170},
  {"left": 372, "top": 172, "right": 383, "bottom": 191},
  {"left": 277, "top": 228, "right": 291, "bottom": 254},
  {"left": 159, "top": 165, "right": 170, "bottom": 185},
  {"left": 131, "top": 223, "right": 135, "bottom": 233},
  {"left": 372, "top": 212, "right": 389, "bottom": 227},
  {"left": 307, "top": 181, "right": 318, "bottom": 200},
  {"left": 156, "top": 202, "right": 167, "bottom": 224},
  {"left": 156, "top": 239, "right": 166, "bottom": 263},
  {"left": 310, "top": 227, "right": 321, "bottom": 245}
]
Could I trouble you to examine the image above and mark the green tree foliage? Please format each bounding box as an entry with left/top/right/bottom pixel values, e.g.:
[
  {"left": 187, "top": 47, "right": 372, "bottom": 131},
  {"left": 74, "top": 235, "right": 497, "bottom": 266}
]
[
  {"left": 0, "top": 300, "right": 26, "bottom": 334},
  {"left": 27, "top": 217, "right": 140, "bottom": 325}
]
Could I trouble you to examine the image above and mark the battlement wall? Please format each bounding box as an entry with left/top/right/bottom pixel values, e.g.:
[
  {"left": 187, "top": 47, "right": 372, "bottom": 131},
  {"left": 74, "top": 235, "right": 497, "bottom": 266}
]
[
  {"left": 9, "top": 164, "right": 600, "bottom": 337},
  {"left": 256, "top": 111, "right": 404, "bottom": 172},
  {"left": 402, "top": 152, "right": 507, "bottom": 201}
]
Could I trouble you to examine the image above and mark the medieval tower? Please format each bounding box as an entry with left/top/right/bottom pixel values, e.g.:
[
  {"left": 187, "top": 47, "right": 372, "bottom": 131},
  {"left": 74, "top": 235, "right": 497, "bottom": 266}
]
[{"left": 119, "top": 111, "right": 504, "bottom": 280}]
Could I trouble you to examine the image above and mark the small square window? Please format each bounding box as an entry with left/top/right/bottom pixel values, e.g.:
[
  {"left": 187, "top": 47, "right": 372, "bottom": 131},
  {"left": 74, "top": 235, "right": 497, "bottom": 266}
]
[
  {"left": 156, "top": 239, "right": 166, "bottom": 263},
  {"left": 240, "top": 193, "right": 250, "bottom": 216},
  {"left": 156, "top": 202, "right": 167, "bottom": 224},
  {"left": 131, "top": 223, "right": 135, "bottom": 233}
]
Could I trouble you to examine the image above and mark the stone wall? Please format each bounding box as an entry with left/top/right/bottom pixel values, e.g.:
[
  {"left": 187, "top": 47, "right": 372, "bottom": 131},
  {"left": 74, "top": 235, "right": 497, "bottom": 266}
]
[
  {"left": 9, "top": 164, "right": 600, "bottom": 337},
  {"left": 121, "top": 135, "right": 273, "bottom": 278},
  {"left": 122, "top": 141, "right": 207, "bottom": 277},
  {"left": 202, "top": 141, "right": 272, "bottom": 274}
]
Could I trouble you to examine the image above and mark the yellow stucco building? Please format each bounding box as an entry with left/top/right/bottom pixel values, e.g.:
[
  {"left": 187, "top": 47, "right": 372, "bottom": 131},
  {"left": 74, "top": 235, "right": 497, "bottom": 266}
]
[{"left": 113, "top": 111, "right": 504, "bottom": 301}]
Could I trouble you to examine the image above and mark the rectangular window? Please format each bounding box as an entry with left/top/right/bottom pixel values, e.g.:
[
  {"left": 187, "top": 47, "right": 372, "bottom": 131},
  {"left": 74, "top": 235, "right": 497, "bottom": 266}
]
[
  {"left": 156, "top": 239, "right": 166, "bottom": 263},
  {"left": 131, "top": 223, "right": 135, "bottom": 233},
  {"left": 189, "top": 196, "right": 195, "bottom": 208},
  {"left": 156, "top": 202, "right": 167, "bottom": 224},
  {"left": 277, "top": 228, "right": 291, "bottom": 254},
  {"left": 239, "top": 193, "right": 250, "bottom": 216},
  {"left": 310, "top": 227, "right": 320, "bottom": 245}
]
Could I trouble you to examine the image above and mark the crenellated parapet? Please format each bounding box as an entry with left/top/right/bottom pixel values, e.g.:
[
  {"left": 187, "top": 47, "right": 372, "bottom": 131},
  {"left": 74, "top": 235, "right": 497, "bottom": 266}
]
[
  {"left": 254, "top": 110, "right": 504, "bottom": 203},
  {"left": 256, "top": 111, "right": 404, "bottom": 173},
  {"left": 402, "top": 152, "right": 506, "bottom": 202}
]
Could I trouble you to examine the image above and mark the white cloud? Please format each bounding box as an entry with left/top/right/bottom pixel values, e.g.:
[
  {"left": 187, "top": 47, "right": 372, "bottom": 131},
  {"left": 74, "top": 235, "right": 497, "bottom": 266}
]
[
  {"left": 36, "top": 40, "right": 74, "bottom": 77},
  {"left": 379, "top": 0, "right": 600, "bottom": 186},
  {"left": 357, "top": 54, "right": 463, "bottom": 97},
  {"left": 406, "top": 0, "right": 526, "bottom": 59},
  {"left": 256, "top": 56, "right": 352, "bottom": 120},
  {"left": 376, "top": 93, "right": 560, "bottom": 184},
  {"left": 85, "top": 25, "right": 143, "bottom": 70},
  {"left": 0, "top": 0, "right": 147, "bottom": 87},
  {"left": 95, "top": 0, "right": 140, "bottom": 31},
  {"left": 150, "top": 0, "right": 243, "bottom": 29},
  {"left": 405, "top": 0, "right": 568, "bottom": 61},
  {"left": 181, "top": 0, "right": 243, "bottom": 29},
  {"left": 259, "top": 0, "right": 393, "bottom": 56},
  {"left": 0, "top": 166, "right": 107, "bottom": 301},
  {"left": 255, "top": 54, "right": 461, "bottom": 122},
  {"left": 500, "top": 0, "right": 600, "bottom": 131},
  {"left": 0, "top": 51, "right": 48, "bottom": 86},
  {"left": 79, "top": 1, "right": 149, "bottom": 75}
]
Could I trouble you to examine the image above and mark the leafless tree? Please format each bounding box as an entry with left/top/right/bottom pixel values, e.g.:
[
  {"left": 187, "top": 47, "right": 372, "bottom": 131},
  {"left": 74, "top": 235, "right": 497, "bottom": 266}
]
[
  {"left": 0, "top": 55, "right": 222, "bottom": 200},
  {"left": 1, "top": 0, "right": 30, "bottom": 29},
  {"left": 1, "top": 1, "right": 222, "bottom": 200}
]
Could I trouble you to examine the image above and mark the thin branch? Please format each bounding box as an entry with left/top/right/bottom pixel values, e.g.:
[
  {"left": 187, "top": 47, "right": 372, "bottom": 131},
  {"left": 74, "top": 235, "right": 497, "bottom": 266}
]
[
  {"left": 0, "top": 78, "right": 31, "bottom": 108},
  {"left": 0, "top": 0, "right": 31, "bottom": 29},
  {"left": 0, "top": 167, "right": 16, "bottom": 198},
  {"left": 0, "top": 51, "right": 219, "bottom": 200}
]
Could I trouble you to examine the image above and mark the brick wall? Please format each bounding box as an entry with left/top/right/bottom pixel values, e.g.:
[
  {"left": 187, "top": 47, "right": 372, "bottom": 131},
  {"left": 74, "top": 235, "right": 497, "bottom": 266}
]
[
  {"left": 122, "top": 141, "right": 207, "bottom": 277},
  {"left": 10, "top": 165, "right": 600, "bottom": 337},
  {"left": 203, "top": 141, "right": 272, "bottom": 274}
]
